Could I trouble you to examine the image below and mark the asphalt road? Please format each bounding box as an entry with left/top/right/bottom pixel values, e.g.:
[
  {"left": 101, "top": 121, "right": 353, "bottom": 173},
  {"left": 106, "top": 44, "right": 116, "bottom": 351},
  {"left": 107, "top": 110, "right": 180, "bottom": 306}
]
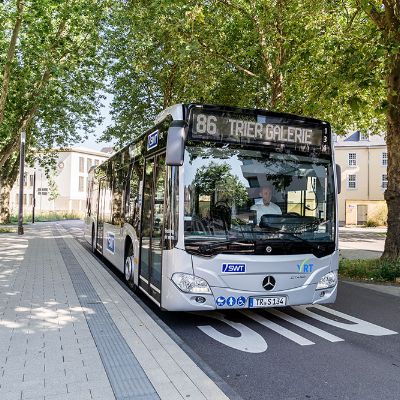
[{"left": 64, "top": 221, "right": 400, "bottom": 400}]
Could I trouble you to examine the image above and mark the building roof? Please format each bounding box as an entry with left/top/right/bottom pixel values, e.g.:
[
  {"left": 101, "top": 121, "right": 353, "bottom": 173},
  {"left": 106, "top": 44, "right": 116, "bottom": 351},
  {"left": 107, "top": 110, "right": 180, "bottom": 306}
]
[
  {"left": 334, "top": 131, "right": 386, "bottom": 147},
  {"left": 58, "top": 146, "right": 111, "bottom": 157},
  {"left": 100, "top": 146, "right": 114, "bottom": 154}
]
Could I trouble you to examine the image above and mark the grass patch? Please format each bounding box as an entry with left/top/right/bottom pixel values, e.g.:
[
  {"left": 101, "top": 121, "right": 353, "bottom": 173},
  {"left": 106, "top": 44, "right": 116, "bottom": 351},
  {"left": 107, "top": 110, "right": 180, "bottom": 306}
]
[
  {"left": 339, "top": 258, "right": 400, "bottom": 282},
  {"left": 1, "top": 212, "right": 83, "bottom": 225},
  {"left": 0, "top": 227, "right": 16, "bottom": 233}
]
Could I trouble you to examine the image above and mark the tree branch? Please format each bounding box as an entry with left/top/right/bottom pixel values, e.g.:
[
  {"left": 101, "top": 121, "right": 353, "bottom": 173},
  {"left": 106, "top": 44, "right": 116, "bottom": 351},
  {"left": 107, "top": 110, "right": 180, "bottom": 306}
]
[
  {"left": 0, "top": 17, "right": 65, "bottom": 170},
  {"left": 358, "top": 0, "right": 387, "bottom": 32},
  {"left": 198, "top": 40, "right": 258, "bottom": 78},
  {"left": 0, "top": 136, "right": 19, "bottom": 171},
  {"left": 215, "top": 0, "right": 273, "bottom": 78},
  {"left": 382, "top": 0, "right": 399, "bottom": 30},
  {"left": 0, "top": 0, "right": 24, "bottom": 123}
]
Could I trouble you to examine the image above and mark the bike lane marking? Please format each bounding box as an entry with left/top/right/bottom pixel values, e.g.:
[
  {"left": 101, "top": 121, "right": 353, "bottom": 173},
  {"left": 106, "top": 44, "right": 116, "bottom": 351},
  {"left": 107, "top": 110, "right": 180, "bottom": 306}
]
[
  {"left": 241, "top": 310, "right": 314, "bottom": 346},
  {"left": 265, "top": 308, "right": 344, "bottom": 342}
]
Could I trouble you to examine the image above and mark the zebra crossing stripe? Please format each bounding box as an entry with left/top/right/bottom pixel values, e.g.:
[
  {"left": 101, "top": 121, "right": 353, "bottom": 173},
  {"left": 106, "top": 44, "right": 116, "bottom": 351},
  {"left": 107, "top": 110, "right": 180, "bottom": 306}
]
[
  {"left": 242, "top": 311, "right": 314, "bottom": 346},
  {"left": 265, "top": 308, "right": 344, "bottom": 343}
]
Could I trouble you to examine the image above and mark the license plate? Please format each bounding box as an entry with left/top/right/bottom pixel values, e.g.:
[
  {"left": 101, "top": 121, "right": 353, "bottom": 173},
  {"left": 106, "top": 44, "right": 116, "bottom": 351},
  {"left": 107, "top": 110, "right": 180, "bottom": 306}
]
[{"left": 249, "top": 296, "right": 287, "bottom": 308}]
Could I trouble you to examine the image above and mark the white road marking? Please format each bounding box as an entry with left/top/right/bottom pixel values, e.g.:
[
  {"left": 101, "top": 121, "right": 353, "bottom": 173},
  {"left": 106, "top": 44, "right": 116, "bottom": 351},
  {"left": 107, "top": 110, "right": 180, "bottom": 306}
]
[
  {"left": 293, "top": 305, "right": 398, "bottom": 336},
  {"left": 196, "top": 312, "right": 268, "bottom": 353},
  {"left": 242, "top": 310, "right": 314, "bottom": 346},
  {"left": 266, "top": 308, "right": 344, "bottom": 342}
]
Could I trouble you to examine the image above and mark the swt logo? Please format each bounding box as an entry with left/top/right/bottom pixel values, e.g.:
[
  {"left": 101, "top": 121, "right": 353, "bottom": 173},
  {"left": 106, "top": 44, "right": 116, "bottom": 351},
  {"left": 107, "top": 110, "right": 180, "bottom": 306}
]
[
  {"left": 222, "top": 263, "right": 246, "bottom": 273},
  {"left": 147, "top": 130, "right": 158, "bottom": 150},
  {"left": 297, "top": 259, "right": 313, "bottom": 273}
]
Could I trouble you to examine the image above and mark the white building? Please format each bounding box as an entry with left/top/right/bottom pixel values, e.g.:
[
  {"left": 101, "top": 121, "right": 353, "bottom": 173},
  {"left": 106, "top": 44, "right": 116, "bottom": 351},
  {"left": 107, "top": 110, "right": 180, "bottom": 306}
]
[
  {"left": 334, "top": 132, "right": 387, "bottom": 225},
  {"left": 9, "top": 147, "right": 110, "bottom": 216}
]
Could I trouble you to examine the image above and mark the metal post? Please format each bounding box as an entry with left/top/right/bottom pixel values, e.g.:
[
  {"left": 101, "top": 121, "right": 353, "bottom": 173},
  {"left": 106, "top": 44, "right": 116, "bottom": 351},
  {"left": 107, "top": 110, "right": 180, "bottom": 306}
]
[
  {"left": 32, "top": 169, "right": 36, "bottom": 223},
  {"left": 17, "top": 132, "right": 26, "bottom": 235}
]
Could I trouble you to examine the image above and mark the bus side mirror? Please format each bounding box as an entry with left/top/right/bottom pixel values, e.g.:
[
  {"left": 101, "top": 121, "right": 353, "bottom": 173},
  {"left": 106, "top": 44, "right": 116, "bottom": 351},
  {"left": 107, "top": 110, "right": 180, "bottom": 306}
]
[
  {"left": 166, "top": 121, "right": 186, "bottom": 166},
  {"left": 336, "top": 164, "right": 341, "bottom": 194}
]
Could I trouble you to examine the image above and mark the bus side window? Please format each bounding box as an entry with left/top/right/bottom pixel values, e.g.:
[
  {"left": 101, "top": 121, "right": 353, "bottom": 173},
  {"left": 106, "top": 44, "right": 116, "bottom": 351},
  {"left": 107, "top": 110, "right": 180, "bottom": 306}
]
[
  {"left": 126, "top": 162, "right": 141, "bottom": 228},
  {"left": 86, "top": 178, "right": 92, "bottom": 217},
  {"left": 112, "top": 169, "right": 124, "bottom": 226}
]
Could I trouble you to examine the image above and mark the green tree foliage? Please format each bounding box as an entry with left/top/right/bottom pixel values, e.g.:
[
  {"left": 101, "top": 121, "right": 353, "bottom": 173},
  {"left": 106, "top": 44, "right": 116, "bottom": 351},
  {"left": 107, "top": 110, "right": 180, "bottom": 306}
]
[
  {"left": 104, "top": 0, "right": 386, "bottom": 142},
  {"left": 0, "top": 0, "right": 110, "bottom": 222},
  {"left": 105, "top": 0, "right": 400, "bottom": 258}
]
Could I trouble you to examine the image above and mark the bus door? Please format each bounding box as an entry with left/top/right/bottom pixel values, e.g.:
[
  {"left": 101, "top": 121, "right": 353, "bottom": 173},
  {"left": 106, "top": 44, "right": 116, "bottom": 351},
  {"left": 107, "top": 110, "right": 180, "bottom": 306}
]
[
  {"left": 96, "top": 178, "right": 107, "bottom": 252},
  {"left": 139, "top": 153, "right": 166, "bottom": 304}
]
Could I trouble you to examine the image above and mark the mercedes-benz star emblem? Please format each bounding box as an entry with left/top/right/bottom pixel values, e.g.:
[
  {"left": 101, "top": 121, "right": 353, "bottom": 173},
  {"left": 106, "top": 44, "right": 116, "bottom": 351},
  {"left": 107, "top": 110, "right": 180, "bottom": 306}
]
[{"left": 262, "top": 275, "right": 276, "bottom": 291}]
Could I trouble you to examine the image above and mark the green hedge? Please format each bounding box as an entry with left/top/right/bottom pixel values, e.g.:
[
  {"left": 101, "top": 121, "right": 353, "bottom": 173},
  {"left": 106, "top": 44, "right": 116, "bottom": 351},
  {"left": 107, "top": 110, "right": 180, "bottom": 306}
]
[{"left": 339, "top": 258, "right": 400, "bottom": 282}]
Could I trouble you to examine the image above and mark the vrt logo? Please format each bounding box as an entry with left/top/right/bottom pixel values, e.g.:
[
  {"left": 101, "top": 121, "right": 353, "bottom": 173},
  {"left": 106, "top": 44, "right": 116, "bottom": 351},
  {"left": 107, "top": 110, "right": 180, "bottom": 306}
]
[{"left": 297, "top": 258, "right": 313, "bottom": 273}]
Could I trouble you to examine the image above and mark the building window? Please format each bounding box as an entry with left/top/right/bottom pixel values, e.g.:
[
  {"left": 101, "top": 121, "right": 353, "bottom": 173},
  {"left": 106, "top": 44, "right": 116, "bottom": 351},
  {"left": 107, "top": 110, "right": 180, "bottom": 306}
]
[
  {"left": 359, "top": 132, "right": 369, "bottom": 141},
  {"left": 348, "top": 174, "right": 357, "bottom": 189},
  {"left": 37, "top": 188, "right": 48, "bottom": 195},
  {"left": 382, "top": 152, "right": 388, "bottom": 166},
  {"left": 95, "top": 159, "right": 99, "bottom": 166},
  {"left": 23, "top": 194, "right": 27, "bottom": 205},
  {"left": 79, "top": 157, "right": 84, "bottom": 173},
  {"left": 348, "top": 153, "right": 357, "bottom": 167},
  {"left": 23, "top": 173, "right": 28, "bottom": 186},
  {"left": 382, "top": 174, "right": 388, "bottom": 189},
  {"left": 87, "top": 158, "right": 92, "bottom": 172},
  {"left": 29, "top": 194, "right": 33, "bottom": 205},
  {"left": 29, "top": 174, "right": 34, "bottom": 187},
  {"left": 78, "top": 176, "right": 84, "bottom": 192}
]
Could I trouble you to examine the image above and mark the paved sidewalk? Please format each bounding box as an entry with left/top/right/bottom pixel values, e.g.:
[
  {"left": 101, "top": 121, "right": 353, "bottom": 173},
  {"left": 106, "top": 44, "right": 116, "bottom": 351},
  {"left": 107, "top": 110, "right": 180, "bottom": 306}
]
[
  {"left": 0, "top": 223, "right": 229, "bottom": 400},
  {"left": 339, "top": 227, "right": 385, "bottom": 259}
]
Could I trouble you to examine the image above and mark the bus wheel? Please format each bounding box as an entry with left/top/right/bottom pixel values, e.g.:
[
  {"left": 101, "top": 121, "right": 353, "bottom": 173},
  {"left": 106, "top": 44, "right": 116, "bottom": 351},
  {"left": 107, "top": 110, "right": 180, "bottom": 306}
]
[
  {"left": 124, "top": 245, "right": 138, "bottom": 292},
  {"left": 91, "top": 226, "right": 96, "bottom": 254}
]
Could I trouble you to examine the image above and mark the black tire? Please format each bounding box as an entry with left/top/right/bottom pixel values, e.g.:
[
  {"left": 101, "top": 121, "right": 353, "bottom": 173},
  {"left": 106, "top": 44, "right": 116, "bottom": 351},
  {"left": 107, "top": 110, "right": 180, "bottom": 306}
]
[{"left": 124, "top": 243, "right": 138, "bottom": 292}]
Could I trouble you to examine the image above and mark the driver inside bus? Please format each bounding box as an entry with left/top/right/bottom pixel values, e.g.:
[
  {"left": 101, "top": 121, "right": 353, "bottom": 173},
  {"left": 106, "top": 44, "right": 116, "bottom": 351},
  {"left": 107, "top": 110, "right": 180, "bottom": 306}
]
[{"left": 250, "top": 184, "right": 282, "bottom": 224}]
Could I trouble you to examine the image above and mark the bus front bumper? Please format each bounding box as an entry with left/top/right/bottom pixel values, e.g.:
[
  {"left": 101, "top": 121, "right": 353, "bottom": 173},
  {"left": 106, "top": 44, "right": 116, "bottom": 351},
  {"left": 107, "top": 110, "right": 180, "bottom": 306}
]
[{"left": 161, "top": 277, "right": 338, "bottom": 311}]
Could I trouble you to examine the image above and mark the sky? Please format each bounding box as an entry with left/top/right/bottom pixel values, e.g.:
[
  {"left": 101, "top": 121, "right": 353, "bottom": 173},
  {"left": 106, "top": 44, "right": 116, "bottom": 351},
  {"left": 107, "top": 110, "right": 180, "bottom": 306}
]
[{"left": 77, "top": 93, "right": 115, "bottom": 151}]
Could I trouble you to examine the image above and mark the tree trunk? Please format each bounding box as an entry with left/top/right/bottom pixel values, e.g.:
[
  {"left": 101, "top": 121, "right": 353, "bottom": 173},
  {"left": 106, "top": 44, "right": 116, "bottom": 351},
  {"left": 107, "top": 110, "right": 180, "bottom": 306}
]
[
  {"left": 382, "top": 53, "right": 400, "bottom": 259},
  {"left": 0, "top": 0, "right": 24, "bottom": 123},
  {"left": 0, "top": 184, "right": 12, "bottom": 224},
  {"left": 0, "top": 153, "right": 20, "bottom": 224}
]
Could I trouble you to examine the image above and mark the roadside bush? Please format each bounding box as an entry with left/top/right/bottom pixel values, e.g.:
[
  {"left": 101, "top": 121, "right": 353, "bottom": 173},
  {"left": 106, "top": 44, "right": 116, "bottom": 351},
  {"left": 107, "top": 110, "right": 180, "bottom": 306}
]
[
  {"left": 366, "top": 204, "right": 388, "bottom": 227},
  {"left": 339, "top": 258, "right": 400, "bottom": 282},
  {"left": 365, "top": 219, "right": 379, "bottom": 227}
]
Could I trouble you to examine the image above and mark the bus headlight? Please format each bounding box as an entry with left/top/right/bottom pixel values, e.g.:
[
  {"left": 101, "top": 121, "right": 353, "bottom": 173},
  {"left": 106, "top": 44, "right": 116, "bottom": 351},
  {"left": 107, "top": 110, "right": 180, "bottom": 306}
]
[
  {"left": 316, "top": 271, "right": 337, "bottom": 290},
  {"left": 171, "top": 273, "right": 212, "bottom": 294}
]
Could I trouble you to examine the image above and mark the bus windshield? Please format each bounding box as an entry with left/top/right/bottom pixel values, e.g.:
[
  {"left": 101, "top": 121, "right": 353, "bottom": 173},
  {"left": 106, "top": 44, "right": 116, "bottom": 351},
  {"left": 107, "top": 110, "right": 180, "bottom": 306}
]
[{"left": 183, "top": 145, "right": 335, "bottom": 257}]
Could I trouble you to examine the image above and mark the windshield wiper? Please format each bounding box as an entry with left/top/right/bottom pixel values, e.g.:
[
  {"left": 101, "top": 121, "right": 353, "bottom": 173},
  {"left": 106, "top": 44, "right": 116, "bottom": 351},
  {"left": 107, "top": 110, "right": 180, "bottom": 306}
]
[{"left": 185, "top": 237, "right": 254, "bottom": 255}]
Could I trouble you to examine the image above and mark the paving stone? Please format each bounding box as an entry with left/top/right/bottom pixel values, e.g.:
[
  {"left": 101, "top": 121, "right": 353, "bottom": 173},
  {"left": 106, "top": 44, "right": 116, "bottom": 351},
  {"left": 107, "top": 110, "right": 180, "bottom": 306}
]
[
  {"left": 0, "top": 226, "right": 115, "bottom": 400},
  {"left": 0, "top": 222, "right": 230, "bottom": 400}
]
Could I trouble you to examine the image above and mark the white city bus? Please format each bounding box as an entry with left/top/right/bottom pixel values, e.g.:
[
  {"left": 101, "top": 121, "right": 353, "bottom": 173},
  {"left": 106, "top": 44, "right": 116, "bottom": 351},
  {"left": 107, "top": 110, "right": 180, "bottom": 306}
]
[{"left": 84, "top": 104, "right": 341, "bottom": 311}]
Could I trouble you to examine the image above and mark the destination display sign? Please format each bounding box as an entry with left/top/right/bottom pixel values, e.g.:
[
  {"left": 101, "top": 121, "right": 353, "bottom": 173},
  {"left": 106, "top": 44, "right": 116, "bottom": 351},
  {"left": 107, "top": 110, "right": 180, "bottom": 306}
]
[{"left": 189, "top": 108, "right": 329, "bottom": 153}]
